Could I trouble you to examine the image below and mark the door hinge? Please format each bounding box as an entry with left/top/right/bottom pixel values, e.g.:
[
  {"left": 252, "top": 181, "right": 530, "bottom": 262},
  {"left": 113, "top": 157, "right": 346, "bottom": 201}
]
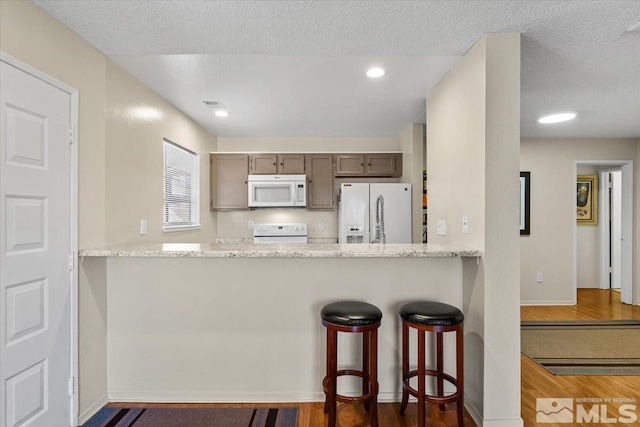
[
  {"left": 68, "top": 252, "right": 75, "bottom": 270},
  {"left": 68, "top": 125, "right": 75, "bottom": 144},
  {"left": 68, "top": 377, "right": 75, "bottom": 396}
]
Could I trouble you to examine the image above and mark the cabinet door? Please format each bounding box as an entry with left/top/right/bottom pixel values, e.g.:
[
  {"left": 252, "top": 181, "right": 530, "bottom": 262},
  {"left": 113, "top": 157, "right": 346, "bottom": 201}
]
[
  {"left": 306, "top": 154, "right": 334, "bottom": 210},
  {"left": 249, "top": 154, "right": 277, "bottom": 174},
  {"left": 365, "top": 153, "right": 402, "bottom": 177},
  {"left": 306, "top": 155, "right": 334, "bottom": 210},
  {"left": 334, "top": 154, "right": 365, "bottom": 176},
  {"left": 210, "top": 154, "right": 249, "bottom": 209},
  {"left": 278, "top": 154, "right": 305, "bottom": 174}
]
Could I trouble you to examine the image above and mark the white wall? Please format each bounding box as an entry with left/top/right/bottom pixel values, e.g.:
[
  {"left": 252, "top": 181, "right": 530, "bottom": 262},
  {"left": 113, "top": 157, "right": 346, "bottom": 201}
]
[
  {"left": 520, "top": 138, "right": 638, "bottom": 305},
  {"left": 428, "top": 33, "right": 522, "bottom": 426}
]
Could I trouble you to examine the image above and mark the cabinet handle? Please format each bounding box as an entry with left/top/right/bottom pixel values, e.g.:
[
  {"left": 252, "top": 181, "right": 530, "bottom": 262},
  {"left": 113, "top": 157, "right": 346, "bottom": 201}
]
[
  {"left": 309, "top": 180, "right": 313, "bottom": 183},
  {"left": 368, "top": 163, "right": 372, "bottom": 166},
  {"left": 361, "top": 163, "right": 364, "bottom": 166},
  {"left": 280, "top": 163, "right": 283, "bottom": 166},
  {"left": 273, "top": 162, "right": 276, "bottom": 166}
]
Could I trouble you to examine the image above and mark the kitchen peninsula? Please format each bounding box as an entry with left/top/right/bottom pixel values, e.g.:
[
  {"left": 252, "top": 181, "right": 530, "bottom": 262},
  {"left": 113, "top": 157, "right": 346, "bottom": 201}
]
[{"left": 80, "top": 242, "right": 479, "bottom": 403}]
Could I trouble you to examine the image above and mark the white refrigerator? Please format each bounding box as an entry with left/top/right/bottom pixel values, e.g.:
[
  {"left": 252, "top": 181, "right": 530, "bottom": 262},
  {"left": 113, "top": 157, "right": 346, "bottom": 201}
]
[{"left": 338, "top": 183, "right": 412, "bottom": 243}]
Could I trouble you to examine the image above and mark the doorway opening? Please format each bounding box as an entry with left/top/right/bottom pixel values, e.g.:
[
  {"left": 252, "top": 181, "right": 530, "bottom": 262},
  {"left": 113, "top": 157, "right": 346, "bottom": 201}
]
[{"left": 574, "top": 161, "right": 634, "bottom": 307}]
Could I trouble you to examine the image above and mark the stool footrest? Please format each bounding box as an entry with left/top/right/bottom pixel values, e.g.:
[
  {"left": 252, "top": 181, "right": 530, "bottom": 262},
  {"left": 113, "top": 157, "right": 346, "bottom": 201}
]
[
  {"left": 322, "top": 372, "right": 378, "bottom": 404},
  {"left": 402, "top": 369, "right": 461, "bottom": 404}
]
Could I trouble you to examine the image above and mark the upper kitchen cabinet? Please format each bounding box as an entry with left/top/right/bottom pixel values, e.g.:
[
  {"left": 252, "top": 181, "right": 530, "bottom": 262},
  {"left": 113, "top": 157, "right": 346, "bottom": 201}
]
[
  {"left": 334, "top": 153, "right": 402, "bottom": 177},
  {"left": 365, "top": 153, "right": 402, "bottom": 176},
  {"left": 210, "top": 154, "right": 249, "bottom": 210},
  {"left": 334, "top": 154, "right": 365, "bottom": 176},
  {"left": 249, "top": 154, "right": 305, "bottom": 174},
  {"left": 306, "top": 155, "right": 334, "bottom": 210}
]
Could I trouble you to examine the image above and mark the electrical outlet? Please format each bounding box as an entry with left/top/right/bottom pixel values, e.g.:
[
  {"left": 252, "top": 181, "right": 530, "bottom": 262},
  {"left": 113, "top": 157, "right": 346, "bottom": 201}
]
[
  {"left": 437, "top": 220, "right": 446, "bottom": 236},
  {"left": 536, "top": 272, "right": 543, "bottom": 283},
  {"left": 140, "top": 219, "right": 147, "bottom": 235},
  {"left": 248, "top": 221, "right": 254, "bottom": 229},
  {"left": 318, "top": 221, "right": 325, "bottom": 230},
  {"left": 462, "top": 216, "right": 469, "bottom": 234}
]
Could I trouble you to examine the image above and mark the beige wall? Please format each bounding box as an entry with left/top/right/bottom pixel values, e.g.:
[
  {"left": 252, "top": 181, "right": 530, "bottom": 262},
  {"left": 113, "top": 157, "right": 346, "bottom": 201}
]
[
  {"left": 427, "top": 33, "right": 522, "bottom": 426},
  {"left": 398, "top": 123, "right": 425, "bottom": 243},
  {"left": 637, "top": 138, "right": 640, "bottom": 305},
  {"left": 217, "top": 137, "right": 397, "bottom": 152},
  {"left": 1, "top": 0, "right": 109, "bottom": 420},
  {"left": 1, "top": 0, "right": 107, "bottom": 249},
  {"left": 105, "top": 59, "right": 217, "bottom": 245},
  {"left": 576, "top": 164, "right": 601, "bottom": 288},
  {"left": 1, "top": 1, "right": 219, "bottom": 422},
  {"left": 520, "top": 138, "right": 638, "bottom": 305}
]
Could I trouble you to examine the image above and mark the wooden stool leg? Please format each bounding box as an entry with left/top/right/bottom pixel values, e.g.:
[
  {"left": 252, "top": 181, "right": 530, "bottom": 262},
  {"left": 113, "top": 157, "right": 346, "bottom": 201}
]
[
  {"left": 399, "top": 321, "right": 409, "bottom": 415},
  {"left": 437, "top": 331, "right": 445, "bottom": 411},
  {"left": 418, "top": 328, "right": 426, "bottom": 427},
  {"left": 325, "top": 328, "right": 338, "bottom": 427},
  {"left": 456, "top": 327, "right": 465, "bottom": 427},
  {"left": 363, "top": 330, "right": 370, "bottom": 411},
  {"left": 370, "top": 327, "right": 379, "bottom": 427}
]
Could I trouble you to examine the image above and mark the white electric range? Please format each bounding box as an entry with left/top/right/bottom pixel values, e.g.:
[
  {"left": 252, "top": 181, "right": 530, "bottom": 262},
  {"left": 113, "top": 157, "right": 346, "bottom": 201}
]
[{"left": 253, "top": 223, "right": 308, "bottom": 244}]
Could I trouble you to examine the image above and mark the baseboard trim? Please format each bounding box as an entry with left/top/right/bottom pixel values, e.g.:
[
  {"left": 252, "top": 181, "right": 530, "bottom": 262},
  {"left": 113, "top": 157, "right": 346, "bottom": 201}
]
[
  {"left": 108, "top": 391, "right": 410, "bottom": 403},
  {"left": 482, "top": 418, "right": 524, "bottom": 427},
  {"left": 464, "top": 398, "right": 483, "bottom": 427},
  {"left": 520, "top": 300, "right": 575, "bottom": 306},
  {"left": 79, "top": 394, "right": 108, "bottom": 425}
]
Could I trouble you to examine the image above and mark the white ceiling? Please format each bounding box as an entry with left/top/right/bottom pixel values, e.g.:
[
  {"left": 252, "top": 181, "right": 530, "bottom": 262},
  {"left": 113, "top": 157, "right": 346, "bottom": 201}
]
[{"left": 34, "top": 0, "right": 640, "bottom": 139}]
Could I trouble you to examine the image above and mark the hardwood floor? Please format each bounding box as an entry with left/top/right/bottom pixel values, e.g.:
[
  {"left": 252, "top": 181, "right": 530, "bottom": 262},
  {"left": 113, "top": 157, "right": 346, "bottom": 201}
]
[
  {"left": 109, "top": 290, "right": 640, "bottom": 426},
  {"left": 521, "top": 289, "right": 640, "bottom": 427}
]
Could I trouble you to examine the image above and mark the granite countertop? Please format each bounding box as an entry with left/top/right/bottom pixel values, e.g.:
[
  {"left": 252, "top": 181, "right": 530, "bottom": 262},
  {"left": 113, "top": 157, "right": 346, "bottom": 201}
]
[{"left": 79, "top": 242, "right": 480, "bottom": 258}]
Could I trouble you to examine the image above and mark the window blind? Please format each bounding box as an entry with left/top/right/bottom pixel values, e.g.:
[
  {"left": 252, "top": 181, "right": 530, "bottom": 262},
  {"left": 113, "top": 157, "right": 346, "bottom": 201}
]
[{"left": 163, "top": 139, "right": 199, "bottom": 227}]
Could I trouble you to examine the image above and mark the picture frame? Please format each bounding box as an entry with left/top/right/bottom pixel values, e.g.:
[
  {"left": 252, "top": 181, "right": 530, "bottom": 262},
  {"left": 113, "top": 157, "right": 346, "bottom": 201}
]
[
  {"left": 520, "top": 172, "right": 530, "bottom": 236},
  {"left": 577, "top": 175, "right": 598, "bottom": 225}
]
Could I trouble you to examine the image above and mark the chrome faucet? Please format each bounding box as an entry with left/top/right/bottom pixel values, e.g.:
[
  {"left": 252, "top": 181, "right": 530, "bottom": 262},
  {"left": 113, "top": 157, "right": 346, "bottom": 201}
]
[{"left": 371, "top": 195, "right": 385, "bottom": 244}]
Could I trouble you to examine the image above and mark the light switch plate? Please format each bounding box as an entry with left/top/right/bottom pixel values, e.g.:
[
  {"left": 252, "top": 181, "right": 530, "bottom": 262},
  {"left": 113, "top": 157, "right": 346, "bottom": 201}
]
[
  {"left": 437, "top": 220, "right": 446, "bottom": 236},
  {"left": 140, "top": 219, "right": 147, "bottom": 235},
  {"left": 248, "top": 221, "right": 254, "bottom": 229},
  {"left": 318, "top": 221, "right": 325, "bottom": 230}
]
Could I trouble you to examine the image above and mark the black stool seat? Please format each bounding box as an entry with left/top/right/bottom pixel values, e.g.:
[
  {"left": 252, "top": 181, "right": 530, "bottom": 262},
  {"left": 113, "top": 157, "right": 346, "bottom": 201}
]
[
  {"left": 399, "top": 301, "right": 464, "bottom": 326},
  {"left": 321, "top": 300, "right": 381, "bottom": 427},
  {"left": 399, "top": 300, "right": 465, "bottom": 427},
  {"left": 321, "top": 301, "right": 382, "bottom": 327}
]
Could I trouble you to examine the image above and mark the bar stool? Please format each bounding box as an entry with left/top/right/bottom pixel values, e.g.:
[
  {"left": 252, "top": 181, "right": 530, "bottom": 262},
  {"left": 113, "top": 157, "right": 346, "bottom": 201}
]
[
  {"left": 321, "top": 301, "right": 382, "bottom": 427},
  {"left": 399, "top": 301, "right": 464, "bottom": 427}
]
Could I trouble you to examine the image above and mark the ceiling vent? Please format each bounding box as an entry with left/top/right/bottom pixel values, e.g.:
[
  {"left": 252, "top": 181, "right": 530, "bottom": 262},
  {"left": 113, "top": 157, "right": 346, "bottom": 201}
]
[{"left": 202, "top": 100, "right": 226, "bottom": 109}]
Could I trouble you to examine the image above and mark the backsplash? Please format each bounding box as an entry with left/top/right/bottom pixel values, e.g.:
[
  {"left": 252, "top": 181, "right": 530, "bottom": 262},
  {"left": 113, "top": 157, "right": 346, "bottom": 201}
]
[{"left": 216, "top": 209, "right": 339, "bottom": 241}]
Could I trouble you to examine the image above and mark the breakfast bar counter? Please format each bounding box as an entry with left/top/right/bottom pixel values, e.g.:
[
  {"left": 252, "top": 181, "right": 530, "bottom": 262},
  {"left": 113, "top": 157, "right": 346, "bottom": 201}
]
[
  {"left": 79, "top": 242, "right": 480, "bottom": 259},
  {"left": 79, "top": 243, "right": 479, "bottom": 404}
]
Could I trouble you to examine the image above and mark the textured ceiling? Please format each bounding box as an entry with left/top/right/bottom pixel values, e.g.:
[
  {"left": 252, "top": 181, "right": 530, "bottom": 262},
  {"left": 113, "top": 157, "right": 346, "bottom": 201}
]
[{"left": 34, "top": 0, "right": 640, "bottom": 139}]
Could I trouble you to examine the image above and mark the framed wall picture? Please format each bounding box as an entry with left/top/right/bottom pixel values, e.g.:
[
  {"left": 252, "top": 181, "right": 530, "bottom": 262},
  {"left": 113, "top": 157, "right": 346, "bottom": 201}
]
[
  {"left": 520, "top": 172, "right": 530, "bottom": 235},
  {"left": 577, "top": 175, "right": 598, "bottom": 225}
]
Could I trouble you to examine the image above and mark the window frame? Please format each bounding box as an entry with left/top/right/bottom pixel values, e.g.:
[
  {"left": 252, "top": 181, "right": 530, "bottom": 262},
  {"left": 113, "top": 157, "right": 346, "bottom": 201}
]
[{"left": 163, "top": 139, "right": 200, "bottom": 232}]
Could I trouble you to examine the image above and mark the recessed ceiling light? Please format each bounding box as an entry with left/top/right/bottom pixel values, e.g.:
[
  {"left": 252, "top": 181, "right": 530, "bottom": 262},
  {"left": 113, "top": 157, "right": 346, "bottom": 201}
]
[
  {"left": 627, "top": 21, "right": 640, "bottom": 32},
  {"left": 215, "top": 110, "right": 230, "bottom": 117},
  {"left": 366, "top": 67, "right": 385, "bottom": 78},
  {"left": 537, "top": 111, "right": 577, "bottom": 124}
]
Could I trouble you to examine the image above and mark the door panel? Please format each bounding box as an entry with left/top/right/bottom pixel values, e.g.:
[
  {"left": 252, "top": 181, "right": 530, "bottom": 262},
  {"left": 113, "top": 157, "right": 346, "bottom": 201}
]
[{"left": 1, "top": 61, "right": 71, "bottom": 427}]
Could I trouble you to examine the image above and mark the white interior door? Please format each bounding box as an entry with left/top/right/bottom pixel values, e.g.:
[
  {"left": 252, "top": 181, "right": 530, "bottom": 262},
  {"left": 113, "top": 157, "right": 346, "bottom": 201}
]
[
  {"left": 610, "top": 171, "right": 622, "bottom": 290},
  {"left": 1, "top": 60, "right": 72, "bottom": 427}
]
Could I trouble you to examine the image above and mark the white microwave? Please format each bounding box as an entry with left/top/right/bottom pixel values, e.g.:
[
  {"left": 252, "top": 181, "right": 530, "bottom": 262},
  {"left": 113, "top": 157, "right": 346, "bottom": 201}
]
[{"left": 248, "top": 174, "right": 307, "bottom": 207}]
